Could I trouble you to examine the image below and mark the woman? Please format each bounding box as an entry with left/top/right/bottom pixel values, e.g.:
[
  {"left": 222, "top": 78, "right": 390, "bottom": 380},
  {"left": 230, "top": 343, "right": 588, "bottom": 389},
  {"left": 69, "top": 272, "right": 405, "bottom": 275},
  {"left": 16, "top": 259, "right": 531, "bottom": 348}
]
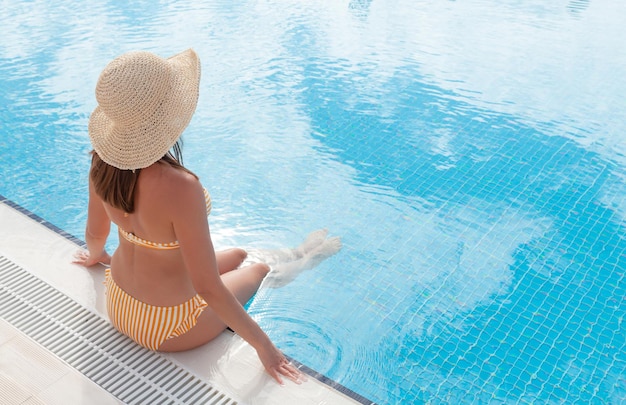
[{"left": 73, "top": 49, "right": 339, "bottom": 385}]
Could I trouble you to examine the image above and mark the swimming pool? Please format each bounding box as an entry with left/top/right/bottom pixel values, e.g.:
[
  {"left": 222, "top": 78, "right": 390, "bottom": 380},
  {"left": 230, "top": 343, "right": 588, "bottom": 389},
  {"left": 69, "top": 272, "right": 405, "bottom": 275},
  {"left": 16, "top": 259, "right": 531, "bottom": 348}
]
[{"left": 2, "top": 0, "right": 625, "bottom": 403}]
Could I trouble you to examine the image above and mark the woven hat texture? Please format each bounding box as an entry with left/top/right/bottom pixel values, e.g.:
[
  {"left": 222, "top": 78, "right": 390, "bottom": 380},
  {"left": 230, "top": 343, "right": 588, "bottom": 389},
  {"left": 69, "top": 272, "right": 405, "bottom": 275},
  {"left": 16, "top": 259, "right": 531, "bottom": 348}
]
[{"left": 89, "top": 49, "right": 200, "bottom": 170}]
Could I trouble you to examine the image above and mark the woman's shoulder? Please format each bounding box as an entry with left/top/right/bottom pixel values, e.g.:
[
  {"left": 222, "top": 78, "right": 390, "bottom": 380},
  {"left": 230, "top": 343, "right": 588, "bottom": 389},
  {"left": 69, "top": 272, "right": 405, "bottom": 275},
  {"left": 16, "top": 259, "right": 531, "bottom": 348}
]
[
  {"left": 158, "top": 167, "right": 208, "bottom": 222},
  {"left": 164, "top": 164, "right": 200, "bottom": 187},
  {"left": 138, "top": 163, "right": 203, "bottom": 207},
  {"left": 143, "top": 162, "right": 200, "bottom": 188},
  {"left": 159, "top": 164, "right": 205, "bottom": 202}
]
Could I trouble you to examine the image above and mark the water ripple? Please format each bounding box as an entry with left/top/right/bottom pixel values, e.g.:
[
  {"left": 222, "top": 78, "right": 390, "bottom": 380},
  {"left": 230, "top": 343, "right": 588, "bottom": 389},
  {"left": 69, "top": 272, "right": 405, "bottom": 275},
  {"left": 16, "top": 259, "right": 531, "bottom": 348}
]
[{"left": 249, "top": 293, "right": 345, "bottom": 378}]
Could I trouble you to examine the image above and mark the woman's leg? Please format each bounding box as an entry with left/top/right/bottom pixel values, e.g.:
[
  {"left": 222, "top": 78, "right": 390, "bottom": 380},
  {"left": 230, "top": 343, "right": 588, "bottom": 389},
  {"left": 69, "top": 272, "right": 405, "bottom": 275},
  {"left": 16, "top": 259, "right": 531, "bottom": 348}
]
[
  {"left": 216, "top": 248, "right": 248, "bottom": 275},
  {"left": 215, "top": 229, "right": 329, "bottom": 273},
  {"left": 246, "top": 229, "right": 329, "bottom": 266},
  {"left": 158, "top": 232, "right": 341, "bottom": 352},
  {"left": 262, "top": 236, "right": 342, "bottom": 288},
  {"left": 157, "top": 262, "right": 269, "bottom": 352}
]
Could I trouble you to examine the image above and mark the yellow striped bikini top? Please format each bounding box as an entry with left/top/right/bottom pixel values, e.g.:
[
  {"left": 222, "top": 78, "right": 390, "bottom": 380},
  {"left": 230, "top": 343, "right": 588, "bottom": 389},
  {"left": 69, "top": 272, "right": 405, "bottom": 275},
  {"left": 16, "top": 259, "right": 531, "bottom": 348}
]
[{"left": 118, "top": 188, "right": 212, "bottom": 250}]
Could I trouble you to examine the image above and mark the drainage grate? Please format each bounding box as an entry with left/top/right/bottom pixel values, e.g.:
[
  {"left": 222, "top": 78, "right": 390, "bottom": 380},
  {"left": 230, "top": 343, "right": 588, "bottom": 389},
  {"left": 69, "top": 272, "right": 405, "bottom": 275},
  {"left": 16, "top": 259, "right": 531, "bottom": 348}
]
[{"left": 0, "top": 256, "right": 238, "bottom": 405}]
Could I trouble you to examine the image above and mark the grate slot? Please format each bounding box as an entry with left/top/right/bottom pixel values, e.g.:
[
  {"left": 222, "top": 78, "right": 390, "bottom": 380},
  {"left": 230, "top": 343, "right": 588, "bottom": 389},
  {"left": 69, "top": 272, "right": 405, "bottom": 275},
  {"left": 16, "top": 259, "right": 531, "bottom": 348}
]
[
  {"left": 116, "top": 379, "right": 152, "bottom": 402},
  {"left": 131, "top": 389, "right": 156, "bottom": 404},
  {"left": 50, "top": 299, "right": 83, "bottom": 323},
  {"left": 195, "top": 389, "right": 223, "bottom": 405},
  {"left": 163, "top": 372, "right": 188, "bottom": 392},
  {"left": 142, "top": 390, "right": 169, "bottom": 404},
  {"left": 65, "top": 343, "right": 98, "bottom": 365},
  {"left": 32, "top": 322, "right": 68, "bottom": 346},
  {"left": 67, "top": 314, "right": 103, "bottom": 336},
  {"left": 114, "top": 342, "right": 145, "bottom": 363},
  {"left": 90, "top": 325, "right": 122, "bottom": 346},
  {"left": 0, "top": 256, "right": 238, "bottom": 404},
  {"left": 81, "top": 350, "right": 114, "bottom": 376},
  {"left": 149, "top": 362, "right": 179, "bottom": 383},
  {"left": 130, "top": 353, "right": 162, "bottom": 374},
  {"left": 57, "top": 336, "right": 91, "bottom": 360},
  {"left": 98, "top": 329, "right": 132, "bottom": 352},
  {"left": 178, "top": 380, "right": 210, "bottom": 402},
  {"left": 101, "top": 367, "right": 134, "bottom": 392},
  {"left": 171, "top": 376, "right": 197, "bottom": 398},
  {"left": 90, "top": 361, "right": 121, "bottom": 382}
]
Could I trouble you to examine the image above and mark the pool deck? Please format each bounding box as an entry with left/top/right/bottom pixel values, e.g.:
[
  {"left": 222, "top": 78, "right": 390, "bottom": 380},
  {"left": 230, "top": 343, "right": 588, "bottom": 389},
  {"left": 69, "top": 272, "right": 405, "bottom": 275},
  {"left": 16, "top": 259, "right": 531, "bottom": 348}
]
[{"left": 0, "top": 199, "right": 361, "bottom": 405}]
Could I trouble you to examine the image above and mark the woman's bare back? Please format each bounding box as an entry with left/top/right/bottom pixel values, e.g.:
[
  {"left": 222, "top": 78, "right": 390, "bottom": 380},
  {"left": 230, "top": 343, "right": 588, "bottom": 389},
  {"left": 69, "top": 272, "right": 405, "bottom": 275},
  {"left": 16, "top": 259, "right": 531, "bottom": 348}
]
[{"left": 107, "top": 163, "right": 200, "bottom": 306}]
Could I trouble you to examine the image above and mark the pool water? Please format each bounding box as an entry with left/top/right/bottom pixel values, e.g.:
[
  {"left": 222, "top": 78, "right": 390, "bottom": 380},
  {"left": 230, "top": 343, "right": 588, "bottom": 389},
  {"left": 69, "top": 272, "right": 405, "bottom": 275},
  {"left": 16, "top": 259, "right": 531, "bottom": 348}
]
[{"left": 1, "top": 0, "right": 625, "bottom": 403}]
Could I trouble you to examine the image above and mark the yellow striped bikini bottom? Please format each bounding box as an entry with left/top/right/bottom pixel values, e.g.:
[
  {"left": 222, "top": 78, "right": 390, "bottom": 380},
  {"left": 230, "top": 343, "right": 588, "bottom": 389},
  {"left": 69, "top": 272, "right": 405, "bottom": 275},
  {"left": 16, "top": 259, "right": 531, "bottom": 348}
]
[{"left": 104, "top": 269, "right": 208, "bottom": 351}]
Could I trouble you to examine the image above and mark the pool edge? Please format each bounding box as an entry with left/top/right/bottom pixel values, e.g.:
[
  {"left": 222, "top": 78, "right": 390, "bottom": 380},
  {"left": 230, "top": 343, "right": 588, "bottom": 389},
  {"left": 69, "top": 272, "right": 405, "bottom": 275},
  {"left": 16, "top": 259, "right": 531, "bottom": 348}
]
[{"left": 0, "top": 193, "right": 376, "bottom": 405}]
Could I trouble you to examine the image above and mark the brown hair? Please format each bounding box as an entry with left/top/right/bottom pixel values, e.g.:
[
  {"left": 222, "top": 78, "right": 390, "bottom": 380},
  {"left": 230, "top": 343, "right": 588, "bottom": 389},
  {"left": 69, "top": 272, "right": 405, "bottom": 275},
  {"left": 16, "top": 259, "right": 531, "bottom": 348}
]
[{"left": 90, "top": 141, "right": 198, "bottom": 213}]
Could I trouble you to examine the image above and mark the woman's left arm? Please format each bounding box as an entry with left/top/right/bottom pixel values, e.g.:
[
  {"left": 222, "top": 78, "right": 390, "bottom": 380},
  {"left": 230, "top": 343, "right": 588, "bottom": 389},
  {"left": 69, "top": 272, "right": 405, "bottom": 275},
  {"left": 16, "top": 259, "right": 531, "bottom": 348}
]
[{"left": 73, "top": 178, "right": 111, "bottom": 266}]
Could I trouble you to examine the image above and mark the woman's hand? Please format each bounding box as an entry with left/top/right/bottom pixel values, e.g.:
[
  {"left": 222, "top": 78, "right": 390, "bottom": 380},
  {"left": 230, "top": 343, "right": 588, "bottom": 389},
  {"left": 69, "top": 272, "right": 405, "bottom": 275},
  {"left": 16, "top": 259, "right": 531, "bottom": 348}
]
[
  {"left": 72, "top": 249, "right": 111, "bottom": 267},
  {"left": 256, "top": 343, "right": 306, "bottom": 386}
]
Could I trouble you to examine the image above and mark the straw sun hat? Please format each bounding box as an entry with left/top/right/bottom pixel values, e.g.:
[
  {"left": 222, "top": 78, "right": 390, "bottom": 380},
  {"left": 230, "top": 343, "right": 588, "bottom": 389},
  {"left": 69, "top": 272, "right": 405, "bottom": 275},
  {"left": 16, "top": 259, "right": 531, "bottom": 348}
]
[{"left": 89, "top": 49, "right": 200, "bottom": 170}]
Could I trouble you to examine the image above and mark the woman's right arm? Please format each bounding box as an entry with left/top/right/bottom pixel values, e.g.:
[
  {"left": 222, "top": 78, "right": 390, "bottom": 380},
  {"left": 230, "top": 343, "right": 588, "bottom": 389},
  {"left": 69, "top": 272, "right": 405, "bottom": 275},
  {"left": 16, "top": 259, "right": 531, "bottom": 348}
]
[
  {"left": 170, "top": 175, "right": 301, "bottom": 384},
  {"left": 74, "top": 177, "right": 111, "bottom": 267}
]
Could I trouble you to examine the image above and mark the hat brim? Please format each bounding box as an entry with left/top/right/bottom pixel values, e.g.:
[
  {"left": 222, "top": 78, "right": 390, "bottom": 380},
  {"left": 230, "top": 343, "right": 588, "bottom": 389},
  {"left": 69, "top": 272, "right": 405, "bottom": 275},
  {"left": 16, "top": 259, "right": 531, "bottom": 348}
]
[{"left": 88, "top": 49, "right": 200, "bottom": 170}]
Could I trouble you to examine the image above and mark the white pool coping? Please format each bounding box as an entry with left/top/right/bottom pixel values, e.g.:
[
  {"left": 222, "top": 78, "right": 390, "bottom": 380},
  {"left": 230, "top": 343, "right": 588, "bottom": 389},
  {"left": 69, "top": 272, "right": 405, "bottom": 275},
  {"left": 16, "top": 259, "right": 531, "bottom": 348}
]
[{"left": 0, "top": 199, "right": 364, "bottom": 405}]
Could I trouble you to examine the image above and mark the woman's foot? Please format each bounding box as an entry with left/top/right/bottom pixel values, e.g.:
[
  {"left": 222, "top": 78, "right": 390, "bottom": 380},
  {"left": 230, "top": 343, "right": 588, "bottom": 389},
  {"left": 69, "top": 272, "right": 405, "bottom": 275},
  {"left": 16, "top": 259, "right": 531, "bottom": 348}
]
[
  {"left": 247, "top": 229, "right": 329, "bottom": 265},
  {"left": 295, "top": 229, "right": 329, "bottom": 257},
  {"left": 262, "top": 236, "right": 342, "bottom": 288}
]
